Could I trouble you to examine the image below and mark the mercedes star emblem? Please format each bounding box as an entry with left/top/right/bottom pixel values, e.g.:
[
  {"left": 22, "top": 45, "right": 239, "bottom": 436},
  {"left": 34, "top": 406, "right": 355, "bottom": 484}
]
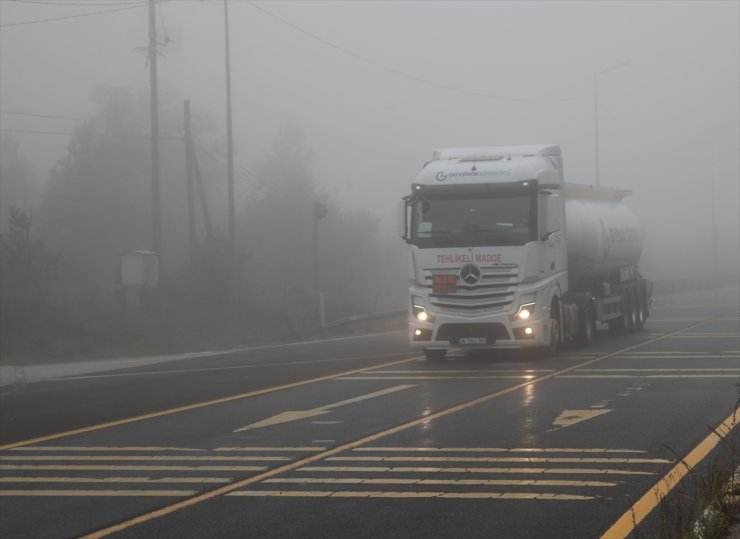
[{"left": 460, "top": 264, "right": 481, "bottom": 285}]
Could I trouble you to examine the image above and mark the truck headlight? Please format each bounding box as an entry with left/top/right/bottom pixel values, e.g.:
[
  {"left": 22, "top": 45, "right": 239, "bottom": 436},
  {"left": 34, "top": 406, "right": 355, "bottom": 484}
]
[
  {"left": 413, "top": 304, "right": 433, "bottom": 323},
  {"left": 515, "top": 302, "right": 536, "bottom": 321}
]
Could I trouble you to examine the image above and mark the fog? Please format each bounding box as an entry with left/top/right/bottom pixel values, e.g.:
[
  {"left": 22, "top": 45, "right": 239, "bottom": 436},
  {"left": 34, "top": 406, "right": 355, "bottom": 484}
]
[{"left": 0, "top": 1, "right": 738, "bottom": 358}]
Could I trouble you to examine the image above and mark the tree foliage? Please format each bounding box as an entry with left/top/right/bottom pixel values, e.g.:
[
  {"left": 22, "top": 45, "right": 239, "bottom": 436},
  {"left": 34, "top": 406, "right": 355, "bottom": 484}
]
[{"left": 0, "top": 136, "right": 37, "bottom": 234}]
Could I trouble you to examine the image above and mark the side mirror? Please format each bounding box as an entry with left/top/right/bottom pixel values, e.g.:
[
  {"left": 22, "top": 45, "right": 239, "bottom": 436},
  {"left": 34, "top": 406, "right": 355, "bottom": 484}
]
[{"left": 397, "top": 200, "right": 409, "bottom": 239}]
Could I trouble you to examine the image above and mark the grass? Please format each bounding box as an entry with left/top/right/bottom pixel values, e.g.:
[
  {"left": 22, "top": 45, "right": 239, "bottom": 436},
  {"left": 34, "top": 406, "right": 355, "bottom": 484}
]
[{"left": 658, "top": 403, "right": 740, "bottom": 539}]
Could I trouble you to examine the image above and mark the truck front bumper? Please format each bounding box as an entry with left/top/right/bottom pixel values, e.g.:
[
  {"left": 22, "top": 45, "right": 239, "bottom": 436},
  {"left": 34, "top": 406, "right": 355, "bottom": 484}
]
[{"left": 409, "top": 313, "right": 550, "bottom": 350}]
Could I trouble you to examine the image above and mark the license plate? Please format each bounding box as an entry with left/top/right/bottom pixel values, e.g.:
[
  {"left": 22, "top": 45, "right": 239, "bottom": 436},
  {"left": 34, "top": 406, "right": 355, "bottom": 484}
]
[
  {"left": 458, "top": 337, "right": 487, "bottom": 345},
  {"left": 432, "top": 274, "right": 457, "bottom": 293}
]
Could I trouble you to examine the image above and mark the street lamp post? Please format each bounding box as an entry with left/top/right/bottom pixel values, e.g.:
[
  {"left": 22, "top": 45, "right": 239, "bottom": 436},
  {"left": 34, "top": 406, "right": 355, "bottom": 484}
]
[
  {"left": 594, "top": 61, "right": 629, "bottom": 186},
  {"left": 313, "top": 201, "right": 328, "bottom": 328}
]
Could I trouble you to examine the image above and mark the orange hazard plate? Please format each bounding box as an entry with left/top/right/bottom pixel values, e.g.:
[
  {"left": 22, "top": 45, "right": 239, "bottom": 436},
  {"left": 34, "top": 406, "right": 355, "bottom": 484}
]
[{"left": 432, "top": 274, "right": 457, "bottom": 293}]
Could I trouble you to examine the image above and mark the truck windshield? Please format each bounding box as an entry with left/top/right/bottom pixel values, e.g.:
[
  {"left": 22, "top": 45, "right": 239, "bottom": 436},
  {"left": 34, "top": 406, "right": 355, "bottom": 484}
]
[{"left": 410, "top": 193, "right": 537, "bottom": 248}]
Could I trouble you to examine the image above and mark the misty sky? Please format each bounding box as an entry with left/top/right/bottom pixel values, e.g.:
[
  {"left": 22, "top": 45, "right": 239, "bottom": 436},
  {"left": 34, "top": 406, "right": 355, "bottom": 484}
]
[{"left": 1, "top": 0, "right": 738, "bottom": 279}]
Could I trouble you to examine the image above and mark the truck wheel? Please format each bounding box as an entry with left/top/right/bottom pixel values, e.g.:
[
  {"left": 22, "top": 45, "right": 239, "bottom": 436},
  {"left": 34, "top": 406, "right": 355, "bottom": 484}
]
[
  {"left": 577, "top": 304, "right": 595, "bottom": 346},
  {"left": 625, "top": 293, "right": 635, "bottom": 333},
  {"left": 548, "top": 318, "right": 561, "bottom": 355},
  {"left": 630, "top": 291, "right": 642, "bottom": 331},
  {"left": 608, "top": 295, "right": 628, "bottom": 336},
  {"left": 424, "top": 349, "right": 447, "bottom": 362},
  {"left": 635, "top": 292, "right": 647, "bottom": 330}
]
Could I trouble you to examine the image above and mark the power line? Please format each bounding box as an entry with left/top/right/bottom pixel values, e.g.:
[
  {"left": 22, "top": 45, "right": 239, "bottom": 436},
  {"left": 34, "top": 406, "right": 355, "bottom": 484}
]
[
  {"left": 192, "top": 139, "right": 262, "bottom": 193},
  {"left": 193, "top": 137, "right": 262, "bottom": 183},
  {"left": 247, "top": 2, "right": 575, "bottom": 103},
  {"left": 1, "top": 2, "right": 146, "bottom": 27}
]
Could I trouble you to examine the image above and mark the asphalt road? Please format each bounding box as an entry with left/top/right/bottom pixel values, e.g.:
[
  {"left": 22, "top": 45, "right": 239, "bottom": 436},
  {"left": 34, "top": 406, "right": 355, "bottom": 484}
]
[{"left": 0, "top": 286, "right": 738, "bottom": 539}]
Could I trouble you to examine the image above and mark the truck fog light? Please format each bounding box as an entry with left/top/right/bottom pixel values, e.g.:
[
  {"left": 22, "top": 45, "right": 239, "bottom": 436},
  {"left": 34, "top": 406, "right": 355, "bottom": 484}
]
[
  {"left": 524, "top": 327, "right": 533, "bottom": 335},
  {"left": 414, "top": 329, "right": 422, "bottom": 336}
]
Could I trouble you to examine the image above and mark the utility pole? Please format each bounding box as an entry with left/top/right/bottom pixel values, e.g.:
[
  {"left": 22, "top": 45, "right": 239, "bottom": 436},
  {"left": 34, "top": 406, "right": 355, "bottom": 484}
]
[
  {"left": 224, "top": 0, "right": 236, "bottom": 300},
  {"left": 184, "top": 100, "right": 196, "bottom": 258},
  {"left": 149, "top": 0, "right": 161, "bottom": 260},
  {"left": 593, "top": 61, "right": 629, "bottom": 186},
  {"left": 313, "top": 201, "right": 328, "bottom": 328}
]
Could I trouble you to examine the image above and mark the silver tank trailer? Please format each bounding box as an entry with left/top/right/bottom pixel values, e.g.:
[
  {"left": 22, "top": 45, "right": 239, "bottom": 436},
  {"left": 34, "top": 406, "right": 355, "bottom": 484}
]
[{"left": 564, "top": 183, "right": 643, "bottom": 288}]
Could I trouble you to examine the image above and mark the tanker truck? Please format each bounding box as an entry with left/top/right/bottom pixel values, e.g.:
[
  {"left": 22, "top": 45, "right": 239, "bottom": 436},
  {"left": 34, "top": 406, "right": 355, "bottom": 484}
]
[{"left": 397, "top": 144, "right": 651, "bottom": 361}]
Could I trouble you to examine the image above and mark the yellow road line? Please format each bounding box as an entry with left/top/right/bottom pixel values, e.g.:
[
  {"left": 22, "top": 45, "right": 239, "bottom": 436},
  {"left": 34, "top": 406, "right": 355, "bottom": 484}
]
[
  {"left": 0, "top": 465, "right": 266, "bottom": 472},
  {"left": 226, "top": 490, "right": 593, "bottom": 500},
  {"left": 325, "top": 456, "right": 670, "bottom": 464},
  {"left": 0, "top": 356, "right": 417, "bottom": 451},
  {"left": 339, "top": 376, "right": 538, "bottom": 380},
  {"left": 7, "top": 446, "right": 205, "bottom": 452},
  {"left": 264, "top": 477, "right": 617, "bottom": 487},
  {"left": 0, "top": 489, "right": 195, "bottom": 497},
  {"left": 50, "top": 352, "right": 415, "bottom": 382},
  {"left": 369, "top": 370, "right": 557, "bottom": 374},
  {"left": 352, "top": 447, "right": 647, "bottom": 454},
  {"left": 617, "top": 355, "right": 739, "bottom": 358},
  {"left": 80, "top": 316, "right": 722, "bottom": 538},
  {"left": 559, "top": 375, "right": 739, "bottom": 379},
  {"left": 601, "top": 407, "right": 739, "bottom": 538},
  {"left": 298, "top": 466, "right": 654, "bottom": 476},
  {"left": 577, "top": 368, "right": 740, "bottom": 372},
  {"left": 0, "top": 456, "right": 289, "bottom": 462},
  {"left": 213, "top": 447, "right": 326, "bottom": 452},
  {"left": 0, "top": 477, "right": 231, "bottom": 484}
]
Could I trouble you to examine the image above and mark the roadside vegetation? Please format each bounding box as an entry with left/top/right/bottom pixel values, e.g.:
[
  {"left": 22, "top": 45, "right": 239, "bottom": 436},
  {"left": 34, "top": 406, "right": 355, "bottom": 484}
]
[
  {"left": 658, "top": 406, "right": 739, "bottom": 539},
  {"left": 0, "top": 84, "right": 407, "bottom": 365}
]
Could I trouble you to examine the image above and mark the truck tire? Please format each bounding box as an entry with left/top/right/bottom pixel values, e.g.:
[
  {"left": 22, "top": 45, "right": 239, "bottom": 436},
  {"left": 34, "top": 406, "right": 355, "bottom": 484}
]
[
  {"left": 630, "top": 290, "right": 641, "bottom": 331},
  {"left": 625, "top": 292, "right": 636, "bottom": 333},
  {"left": 424, "top": 349, "right": 447, "bottom": 362},
  {"left": 636, "top": 291, "right": 647, "bottom": 330},
  {"left": 577, "top": 303, "right": 595, "bottom": 345},
  {"left": 608, "top": 294, "right": 629, "bottom": 336},
  {"left": 546, "top": 299, "right": 563, "bottom": 356}
]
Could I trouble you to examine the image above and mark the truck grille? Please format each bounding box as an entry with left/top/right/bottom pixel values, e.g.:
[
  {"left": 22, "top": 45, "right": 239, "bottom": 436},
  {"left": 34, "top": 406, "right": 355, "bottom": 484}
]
[{"left": 424, "top": 266, "right": 518, "bottom": 314}]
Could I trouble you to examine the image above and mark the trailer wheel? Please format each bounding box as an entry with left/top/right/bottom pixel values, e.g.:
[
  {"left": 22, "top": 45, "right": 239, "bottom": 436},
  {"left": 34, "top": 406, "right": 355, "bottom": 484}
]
[
  {"left": 608, "top": 295, "right": 629, "bottom": 336},
  {"left": 423, "top": 349, "right": 447, "bottom": 362},
  {"left": 635, "top": 291, "right": 647, "bottom": 330},
  {"left": 630, "top": 290, "right": 642, "bottom": 331},
  {"left": 577, "top": 303, "right": 595, "bottom": 346},
  {"left": 624, "top": 293, "right": 635, "bottom": 333}
]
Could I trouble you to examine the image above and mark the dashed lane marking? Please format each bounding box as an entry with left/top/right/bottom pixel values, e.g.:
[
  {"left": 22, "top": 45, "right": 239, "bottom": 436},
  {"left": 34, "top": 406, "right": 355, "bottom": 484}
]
[
  {"left": 0, "top": 489, "right": 196, "bottom": 497},
  {"left": 560, "top": 375, "right": 739, "bottom": 379},
  {"left": 339, "top": 376, "right": 540, "bottom": 380},
  {"left": 0, "top": 476, "right": 232, "bottom": 484},
  {"left": 324, "top": 456, "right": 669, "bottom": 464},
  {"left": 0, "top": 465, "right": 267, "bottom": 472},
  {"left": 263, "top": 477, "right": 617, "bottom": 487},
  {"left": 8, "top": 446, "right": 206, "bottom": 452},
  {"left": 0, "top": 455, "right": 289, "bottom": 462},
  {"left": 8, "top": 446, "right": 326, "bottom": 452},
  {"left": 297, "top": 466, "right": 655, "bottom": 476},
  {"left": 352, "top": 447, "right": 647, "bottom": 454},
  {"left": 226, "top": 490, "right": 594, "bottom": 500}
]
